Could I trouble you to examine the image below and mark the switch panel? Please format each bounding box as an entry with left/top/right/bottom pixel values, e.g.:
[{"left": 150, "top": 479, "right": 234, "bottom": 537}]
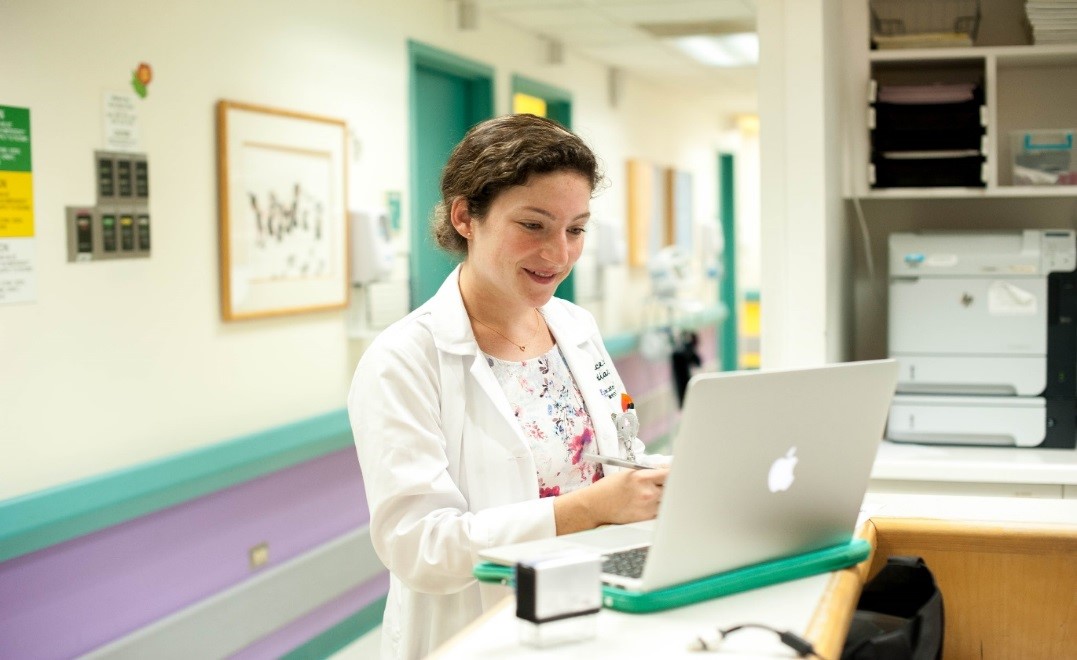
[
  {"left": 119, "top": 213, "right": 135, "bottom": 251},
  {"left": 71, "top": 151, "right": 152, "bottom": 263},
  {"left": 66, "top": 207, "right": 96, "bottom": 262},
  {"left": 133, "top": 157, "right": 149, "bottom": 201},
  {"left": 137, "top": 213, "right": 151, "bottom": 252},
  {"left": 116, "top": 159, "right": 133, "bottom": 199},
  {"left": 101, "top": 213, "right": 117, "bottom": 253},
  {"left": 75, "top": 212, "right": 93, "bottom": 255},
  {"left": 96, "top": 154, "right": 116, "bottom": 202}
]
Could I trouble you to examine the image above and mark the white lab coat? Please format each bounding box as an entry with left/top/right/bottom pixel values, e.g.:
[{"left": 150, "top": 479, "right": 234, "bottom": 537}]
[{"left": 348, "top": 266, "right": 647, "bottom": 659}]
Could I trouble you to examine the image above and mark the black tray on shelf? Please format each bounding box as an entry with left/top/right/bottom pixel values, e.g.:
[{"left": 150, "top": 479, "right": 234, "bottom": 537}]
[
  {"left": 871, "top": 152, "right": 985, "bottom": 188},
  {"left": 873, "top": 98, "right": 983, "bottom": 132},
  {"left": 872, "top": 125, "right": 984, "bottom": 152}
]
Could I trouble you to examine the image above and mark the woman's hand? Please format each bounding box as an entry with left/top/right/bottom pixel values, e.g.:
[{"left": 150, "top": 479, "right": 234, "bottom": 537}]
[{"left": 553, "top": 467, "right": 669, "bottom": 535}]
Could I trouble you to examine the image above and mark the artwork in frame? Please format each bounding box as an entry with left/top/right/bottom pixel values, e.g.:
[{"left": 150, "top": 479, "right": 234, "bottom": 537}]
[
  {"left": 626, "top": 158, "right": 671, "bottom": 267},
  {"left": 665, "top": 168, "right": 693, "bottom": 251},
  {"left": 217, "top": 100, "right": 349, "bottom": 321}
]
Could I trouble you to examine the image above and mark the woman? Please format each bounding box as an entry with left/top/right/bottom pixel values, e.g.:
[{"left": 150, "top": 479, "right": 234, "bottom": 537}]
[{"left": 348, "top": 114, "right": 668, "bottom": 659}]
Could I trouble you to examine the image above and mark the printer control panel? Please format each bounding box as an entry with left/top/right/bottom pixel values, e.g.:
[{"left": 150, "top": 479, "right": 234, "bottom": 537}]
[{"left": 1042, "top": 231, "right": 1076, "bottom": 273}]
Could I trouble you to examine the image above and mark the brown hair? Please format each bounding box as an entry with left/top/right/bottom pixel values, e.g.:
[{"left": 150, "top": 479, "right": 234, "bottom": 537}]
[{"left": 432, "top": 114, "right": 603, "bottom": 256}]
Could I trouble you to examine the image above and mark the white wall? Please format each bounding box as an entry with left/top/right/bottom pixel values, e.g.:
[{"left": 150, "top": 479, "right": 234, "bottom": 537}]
[
  {"left": 0, "top": 0, "right": 738, "bottom": 499},
  {"left": 757, "top": 0, "right": 848, "bottom": 368}
]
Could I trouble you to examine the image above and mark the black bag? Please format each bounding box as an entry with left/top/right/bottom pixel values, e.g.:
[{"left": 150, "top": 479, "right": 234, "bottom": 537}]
[{"left": 841, "top": 556, "right": 944, "bottom": 660}]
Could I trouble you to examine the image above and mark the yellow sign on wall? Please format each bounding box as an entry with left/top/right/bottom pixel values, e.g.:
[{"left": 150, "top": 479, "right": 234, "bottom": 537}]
[
  {"left": 513, "top": 92, "right": 547, "bottom": 118},
  {"left": 0, "top": 170, "right": 34, "bottom": 238}
]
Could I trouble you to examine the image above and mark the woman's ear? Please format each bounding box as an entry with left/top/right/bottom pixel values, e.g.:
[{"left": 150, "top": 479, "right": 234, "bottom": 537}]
[{"left": 449, "top": 197, "right": 473, "bottom": 240}]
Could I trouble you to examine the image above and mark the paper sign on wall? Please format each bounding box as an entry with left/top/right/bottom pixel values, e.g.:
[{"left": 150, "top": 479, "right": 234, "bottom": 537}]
[
  {"left": 104, "top": 92, "right": 140, "bottom": 152},
  {"left": 0, "top": 104, "right": 36, "bottom": 304}
]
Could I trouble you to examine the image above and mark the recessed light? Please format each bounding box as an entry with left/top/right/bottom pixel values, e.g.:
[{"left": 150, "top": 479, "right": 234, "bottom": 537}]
[{"left": 669, "top": 33, "right": 758, "bottom": 67}]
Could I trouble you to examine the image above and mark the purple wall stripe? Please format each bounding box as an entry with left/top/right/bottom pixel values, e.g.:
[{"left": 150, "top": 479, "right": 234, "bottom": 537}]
[
  {"left": 0, "top": 325, "right": 719, "bottom": 660},
  {"left": 613, "top": 352, "right": 673, "bottom": 401},
  {"left": 230, "top": 571, "right": 389, "bottom": 660},
  {"left": 0, "top": 448, "right": 369, "bottom": 659},
  {"left": 613, "top": 325, "right": 719, "bottom": 404}
]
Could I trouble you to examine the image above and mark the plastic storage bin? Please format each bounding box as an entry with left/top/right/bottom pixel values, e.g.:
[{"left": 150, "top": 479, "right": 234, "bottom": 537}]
[
  {"left": 870, "top": 0, "right": 981, "bottom": 49},
  {"left": 1011, "top": 130, "right": 1076, "bottom": 185}
]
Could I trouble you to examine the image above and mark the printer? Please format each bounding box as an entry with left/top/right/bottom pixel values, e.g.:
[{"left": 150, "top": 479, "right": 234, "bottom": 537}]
[{"left": 886, "top": 229, "right": 1077, "bottom": 448}]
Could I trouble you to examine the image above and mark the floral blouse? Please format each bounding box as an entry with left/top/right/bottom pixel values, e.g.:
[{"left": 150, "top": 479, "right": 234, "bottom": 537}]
[{"left": 486, "top": 346, "right": 604, "bottom": 497}]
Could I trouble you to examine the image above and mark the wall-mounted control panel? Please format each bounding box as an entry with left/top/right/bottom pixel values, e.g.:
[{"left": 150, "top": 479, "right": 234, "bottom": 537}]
[
  {"left": 66, "top": 206, "right": 151, "bottom": 261},
  {"left": 67, "top": 151, "right": 150, "bottom": 262}
]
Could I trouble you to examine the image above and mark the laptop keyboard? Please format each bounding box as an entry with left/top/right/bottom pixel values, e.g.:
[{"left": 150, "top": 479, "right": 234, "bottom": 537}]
[{"left": 602, "top": 546, "right": 650, "bottom": 579}]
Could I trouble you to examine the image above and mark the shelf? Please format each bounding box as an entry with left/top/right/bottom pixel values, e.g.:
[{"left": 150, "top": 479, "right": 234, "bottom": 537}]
[
  {"left": 852, "top": 185, "right": 1077, "bottom": 200},
  {"left": 869, "top": 44, "right": 1077, "bottom": 64},
  {"left": 994, "top": 44, "right": 1077, "bottom": 67}
]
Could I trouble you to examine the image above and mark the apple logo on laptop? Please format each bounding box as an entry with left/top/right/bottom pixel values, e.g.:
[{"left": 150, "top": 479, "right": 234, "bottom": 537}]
[{"left": 767, "top": 447, "right": 798, "bottom": 492}]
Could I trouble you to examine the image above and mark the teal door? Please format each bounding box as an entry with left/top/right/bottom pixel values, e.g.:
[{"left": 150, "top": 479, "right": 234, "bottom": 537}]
[
  {"left": 408, "top": 42, "right": 493, "bottom": 309},
  {"left": 718, "top": 152, "right": 739, "bottom": 371}
]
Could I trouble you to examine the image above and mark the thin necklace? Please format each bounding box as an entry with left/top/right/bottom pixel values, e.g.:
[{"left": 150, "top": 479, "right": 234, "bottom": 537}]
[{"left": 469, "top": 308, "right": 542, "bottom": 352}]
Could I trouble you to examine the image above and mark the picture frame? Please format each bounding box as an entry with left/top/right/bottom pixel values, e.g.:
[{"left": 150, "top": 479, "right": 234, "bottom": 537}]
[
  {"left": 217, "top": 100, "right": 349, "bottom": 321},
  {"left": 665, "top": 168, "right": 693, "bottom": 251},
  {"left": 626, "top": 158, "right": 670, "bottom": 267},
  {"left": 625, "top": 158, "right": 654, "bottom": 267}
]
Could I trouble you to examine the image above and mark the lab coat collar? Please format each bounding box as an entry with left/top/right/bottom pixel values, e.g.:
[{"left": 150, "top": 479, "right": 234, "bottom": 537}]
[
  {"left": 421, "top": 265, "right": 479, "bottom": 356},
  {"left": 422, "top": 265, "right": 597, "bottom": 355},
  {"left": 419, "top": 265, "right": 616, "bottom": 459}
]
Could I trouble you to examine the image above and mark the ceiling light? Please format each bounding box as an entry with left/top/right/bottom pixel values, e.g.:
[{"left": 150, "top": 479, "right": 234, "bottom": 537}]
[{"left": 669, "top": 33, "right": 758, "bottom": 68}]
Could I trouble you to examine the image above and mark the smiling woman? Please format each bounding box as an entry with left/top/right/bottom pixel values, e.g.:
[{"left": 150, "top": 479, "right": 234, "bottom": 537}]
[
  {"left": 453, "top": 170, "right": 592, "bottom": 353},
  {"left": 346, "top": 113, "right": 670, "bottom": 659}
]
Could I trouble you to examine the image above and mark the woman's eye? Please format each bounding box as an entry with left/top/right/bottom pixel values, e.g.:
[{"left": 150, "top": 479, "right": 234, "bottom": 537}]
[
  {"left": 520, "top": 222, "right": 542, "bottom": 230},
  {"left": 569, "top": 226, "right": 587, "bottom": 235}
]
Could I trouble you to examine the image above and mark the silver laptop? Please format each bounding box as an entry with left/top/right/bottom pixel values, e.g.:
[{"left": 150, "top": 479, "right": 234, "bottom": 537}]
[{"left": 479, "top": 359, "right": 899, "bottom": 592}]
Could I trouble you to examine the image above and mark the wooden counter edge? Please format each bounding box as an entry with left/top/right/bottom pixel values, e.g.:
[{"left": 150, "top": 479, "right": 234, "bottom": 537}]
[{"left": 803, "top": 520, "right": 878, "bottom": 659}]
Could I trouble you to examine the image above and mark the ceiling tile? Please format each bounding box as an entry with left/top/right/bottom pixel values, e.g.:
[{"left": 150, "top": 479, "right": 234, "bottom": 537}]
[
  {"left": 599, "top": 0, "right": 755, "bottom": 25},
  {"left": 489, "top": 6, "right": 613, "bottom": 28}
]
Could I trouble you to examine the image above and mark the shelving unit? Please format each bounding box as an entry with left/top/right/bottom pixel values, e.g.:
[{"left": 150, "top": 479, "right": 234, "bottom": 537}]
[
  {"left": 846, "top": 1, "right": 1077, "bottom": 200},
  {"left": 860, "top": 44, "right": 1077, "bottom": 197},
  {"left": 843, "top": 0, "right": 1077, "bottom": 363}
]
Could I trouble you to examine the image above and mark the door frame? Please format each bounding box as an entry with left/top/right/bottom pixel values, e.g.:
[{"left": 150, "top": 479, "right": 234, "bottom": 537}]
[{"left": 407, "top": 41, "right": 494, "bottom": 308}]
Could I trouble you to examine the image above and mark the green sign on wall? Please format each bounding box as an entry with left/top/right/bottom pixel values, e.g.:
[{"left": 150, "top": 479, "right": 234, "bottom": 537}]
[{"left": 0, "top": 105, "right": 32, "bottom": 172}]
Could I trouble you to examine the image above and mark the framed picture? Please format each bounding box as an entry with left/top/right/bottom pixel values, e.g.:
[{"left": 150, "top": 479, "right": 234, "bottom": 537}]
[
  {"left": 217, "top": 100, "right": 349, "bottom": 320},
  {"left": 625, "top": 159, "right": 653, "bottom": 267},
  {"left": 625, "top": 158, "right": 669, "bottom": 267},
  {"left": 665, "top": 168, "right": 693, "bottom": 251}
]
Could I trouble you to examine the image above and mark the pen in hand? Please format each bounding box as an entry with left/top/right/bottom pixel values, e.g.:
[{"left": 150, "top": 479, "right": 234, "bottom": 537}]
[{"left": 581, "top": 452, "right": 652, "bottom": 470}]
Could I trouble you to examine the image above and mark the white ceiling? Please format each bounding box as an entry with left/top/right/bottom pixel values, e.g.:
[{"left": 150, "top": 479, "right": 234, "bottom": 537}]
[{"left": 472, "top": 0, "right": 759, "bottom": 116}]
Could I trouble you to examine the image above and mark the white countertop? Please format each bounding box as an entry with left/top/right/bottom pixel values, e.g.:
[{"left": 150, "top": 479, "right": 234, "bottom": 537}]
[
  {"left": 436, "top": 493, "right": 1075, "bottom": 659},
  {"left": 434, "top": 573, "right": 831, "bottom": 659},
  {"left": 861, "top": 492, "right": 1077, "bottom": 525},
  {"left": 870, "top": 440, "right": 1077, "bottom": 485}
]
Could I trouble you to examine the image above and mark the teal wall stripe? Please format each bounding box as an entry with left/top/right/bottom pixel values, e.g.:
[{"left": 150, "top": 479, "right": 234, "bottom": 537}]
[
  {"left": 0, "top": 409, "right": 352, "bottom": 563},
  {"left": 604, "top": 333, "right": 640, "bottom": 360},
  {"left": 0, "top": 299, "right": 727, "bottom": 564},
  {"left": 603, "top": 304, "right": 726, "bottom": 360},
  {"left": 281, "top": 595, "right": 388, "bottom": 660}
]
